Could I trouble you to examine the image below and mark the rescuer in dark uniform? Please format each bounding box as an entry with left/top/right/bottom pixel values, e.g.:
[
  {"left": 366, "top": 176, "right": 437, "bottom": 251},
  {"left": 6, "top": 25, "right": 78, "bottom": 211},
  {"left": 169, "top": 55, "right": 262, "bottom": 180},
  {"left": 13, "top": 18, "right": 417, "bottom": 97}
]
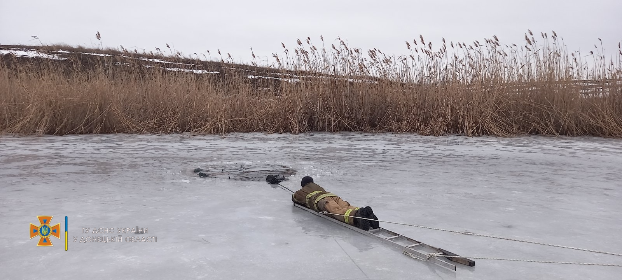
[{"left": 292, "top": 176, "right": 379, "bottom": 231}]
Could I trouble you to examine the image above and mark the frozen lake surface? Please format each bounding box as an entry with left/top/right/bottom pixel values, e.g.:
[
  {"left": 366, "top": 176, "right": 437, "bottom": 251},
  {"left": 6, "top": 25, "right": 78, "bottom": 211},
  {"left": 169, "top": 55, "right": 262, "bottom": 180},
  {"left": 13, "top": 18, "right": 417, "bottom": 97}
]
[{"left": 1, "top": 133, "right": 621, "bottom": 279}]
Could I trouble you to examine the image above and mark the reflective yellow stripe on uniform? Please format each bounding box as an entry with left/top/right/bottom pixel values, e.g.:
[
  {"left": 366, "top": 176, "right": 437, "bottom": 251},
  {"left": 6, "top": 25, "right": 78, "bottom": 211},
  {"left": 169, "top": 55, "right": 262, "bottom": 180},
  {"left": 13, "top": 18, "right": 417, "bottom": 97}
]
[
  {"left": 305, "top": 191, "right": 322, "bottom": 208},
  {"left": 344, "top": 209, "right": 353, "bottom": 224},
  {"left": 344, "top": 207, "right": 359, "bottom": 224},
  {"left": 313, "top": 193, "right": 337, "bottom": 211}
]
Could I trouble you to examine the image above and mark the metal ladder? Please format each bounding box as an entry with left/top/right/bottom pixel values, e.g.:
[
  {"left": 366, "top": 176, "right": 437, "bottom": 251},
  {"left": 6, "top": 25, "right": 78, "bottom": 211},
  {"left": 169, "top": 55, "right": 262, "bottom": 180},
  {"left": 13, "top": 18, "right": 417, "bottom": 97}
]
[{"left": 294, "top": 203, "right": 475, "bottom": 271}]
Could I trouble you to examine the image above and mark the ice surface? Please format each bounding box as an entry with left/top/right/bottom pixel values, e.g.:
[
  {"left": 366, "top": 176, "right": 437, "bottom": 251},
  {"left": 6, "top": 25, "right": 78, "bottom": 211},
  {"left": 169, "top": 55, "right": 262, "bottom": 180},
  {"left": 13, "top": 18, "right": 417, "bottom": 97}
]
[{"left": 1, "top": 133, "right": 621, "bottom": 279}]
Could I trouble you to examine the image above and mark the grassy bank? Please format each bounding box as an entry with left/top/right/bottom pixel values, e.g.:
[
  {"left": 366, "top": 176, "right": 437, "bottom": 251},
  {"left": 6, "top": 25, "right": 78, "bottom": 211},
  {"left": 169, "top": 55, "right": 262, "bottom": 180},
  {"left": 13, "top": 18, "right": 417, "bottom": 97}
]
[{"left": 1, "top": 32, "right": 621, "bottom": 136}]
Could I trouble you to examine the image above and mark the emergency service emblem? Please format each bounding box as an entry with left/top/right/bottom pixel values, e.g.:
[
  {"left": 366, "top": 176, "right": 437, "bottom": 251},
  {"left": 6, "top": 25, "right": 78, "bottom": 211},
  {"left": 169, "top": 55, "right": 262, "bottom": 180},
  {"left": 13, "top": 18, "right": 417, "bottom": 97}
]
[{"left": 30, "top": 216, "right": 61, "bottom": 246}]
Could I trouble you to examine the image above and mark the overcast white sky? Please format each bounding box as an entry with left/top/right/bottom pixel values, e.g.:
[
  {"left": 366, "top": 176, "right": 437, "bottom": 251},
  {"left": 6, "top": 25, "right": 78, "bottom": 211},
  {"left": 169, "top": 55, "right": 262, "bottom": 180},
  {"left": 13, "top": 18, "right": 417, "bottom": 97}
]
[{"left": 1, "top": 0, "right": 620, "bottom": 63}]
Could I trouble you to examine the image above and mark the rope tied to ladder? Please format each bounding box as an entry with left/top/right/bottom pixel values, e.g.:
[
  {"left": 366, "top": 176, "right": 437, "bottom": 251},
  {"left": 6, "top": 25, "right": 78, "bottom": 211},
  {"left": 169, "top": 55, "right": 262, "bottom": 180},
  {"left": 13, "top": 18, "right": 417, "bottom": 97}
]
[
  {"left": 435, "top": 254, "right": 622, "bottom": 267},
  {"left": 403, "top": 251, "right": 622, "bottom": 267},
  {"left": 282, "top": 183, "right": 622, "bottom": 267},
  {"left": 319, "top": 212, "right": 622, "bottom": 258}
]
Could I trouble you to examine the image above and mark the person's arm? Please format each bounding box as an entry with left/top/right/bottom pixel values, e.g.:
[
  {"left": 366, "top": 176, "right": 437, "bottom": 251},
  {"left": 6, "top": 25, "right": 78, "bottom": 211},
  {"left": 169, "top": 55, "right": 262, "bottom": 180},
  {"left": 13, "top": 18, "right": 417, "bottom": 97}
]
[{"left": 292, "top": 190, "right": 305, "bottom": 205}]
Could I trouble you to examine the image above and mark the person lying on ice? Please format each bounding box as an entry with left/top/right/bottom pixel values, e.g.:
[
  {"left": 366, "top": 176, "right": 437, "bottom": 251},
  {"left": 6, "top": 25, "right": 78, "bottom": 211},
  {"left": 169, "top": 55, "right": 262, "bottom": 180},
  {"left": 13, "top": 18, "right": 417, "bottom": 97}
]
[{"left": 292, "top": 176, "right": 379, "bottom": 231}]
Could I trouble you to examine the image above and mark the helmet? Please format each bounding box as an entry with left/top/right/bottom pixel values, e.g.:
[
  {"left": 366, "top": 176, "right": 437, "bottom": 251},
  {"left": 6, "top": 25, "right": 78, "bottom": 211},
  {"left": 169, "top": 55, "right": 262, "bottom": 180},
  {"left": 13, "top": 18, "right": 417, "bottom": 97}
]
[{"left": 301, "top": 176, "right": 314, "bottom": 187}]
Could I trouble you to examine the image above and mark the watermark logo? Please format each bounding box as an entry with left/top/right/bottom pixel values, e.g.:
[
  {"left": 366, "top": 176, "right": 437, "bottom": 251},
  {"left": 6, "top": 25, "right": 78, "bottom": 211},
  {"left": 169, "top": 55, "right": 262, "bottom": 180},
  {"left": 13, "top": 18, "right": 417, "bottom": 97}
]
[{"left": 29, "top": 216, "right": 61, "bottom": 246}]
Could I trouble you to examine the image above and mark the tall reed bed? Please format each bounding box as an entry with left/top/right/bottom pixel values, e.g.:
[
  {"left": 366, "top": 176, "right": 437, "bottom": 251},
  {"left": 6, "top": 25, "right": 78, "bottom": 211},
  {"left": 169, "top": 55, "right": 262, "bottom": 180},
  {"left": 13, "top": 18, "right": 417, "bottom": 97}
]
[{"left": 1, "top": 31, "right": 621, "bottom": 136}]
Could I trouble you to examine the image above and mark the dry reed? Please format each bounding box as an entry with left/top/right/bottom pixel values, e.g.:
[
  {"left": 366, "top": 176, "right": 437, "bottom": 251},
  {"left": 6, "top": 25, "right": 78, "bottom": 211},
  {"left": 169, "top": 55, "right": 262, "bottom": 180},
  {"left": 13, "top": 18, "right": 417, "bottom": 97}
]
[{"left": 1, "top": 31, "right": 621, "bottom": 136}]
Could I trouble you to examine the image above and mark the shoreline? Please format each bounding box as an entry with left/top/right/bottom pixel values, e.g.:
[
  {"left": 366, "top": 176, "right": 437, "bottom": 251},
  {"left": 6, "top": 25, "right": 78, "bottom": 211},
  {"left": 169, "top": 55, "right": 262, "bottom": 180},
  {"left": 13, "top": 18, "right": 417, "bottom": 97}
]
[{"left": 2, "top": 41, "right": 621, "bottom": 137}]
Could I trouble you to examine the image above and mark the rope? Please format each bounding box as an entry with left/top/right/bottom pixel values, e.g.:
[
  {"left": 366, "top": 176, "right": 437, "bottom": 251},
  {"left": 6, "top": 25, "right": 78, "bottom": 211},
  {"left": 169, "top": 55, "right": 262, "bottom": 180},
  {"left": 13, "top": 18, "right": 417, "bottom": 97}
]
[
  {"left": 411, "top": 252, "right": 622, "bottom": 267},
  {"left": 277, "top": 183, "right": 295, "bottom": 194},
  {"left": 279, "top": 184, "right": 622, "bottom": 264},
  {"left": 320, "top": 212, "right": 622, "bottom": 258}
]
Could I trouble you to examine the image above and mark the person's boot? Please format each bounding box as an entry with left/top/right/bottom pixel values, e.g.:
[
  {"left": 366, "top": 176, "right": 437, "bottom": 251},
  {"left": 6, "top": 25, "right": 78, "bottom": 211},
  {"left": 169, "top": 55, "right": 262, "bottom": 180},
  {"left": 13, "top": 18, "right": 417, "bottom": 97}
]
[
  {"left": 364, "top": 206, "right": 380, "bottom": 229},
  {"left": 371, "top": 214, "right": 379, "bottom": 229},
  {"left": 353, "top": 209, "right": 370, "bottom": 231}
]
